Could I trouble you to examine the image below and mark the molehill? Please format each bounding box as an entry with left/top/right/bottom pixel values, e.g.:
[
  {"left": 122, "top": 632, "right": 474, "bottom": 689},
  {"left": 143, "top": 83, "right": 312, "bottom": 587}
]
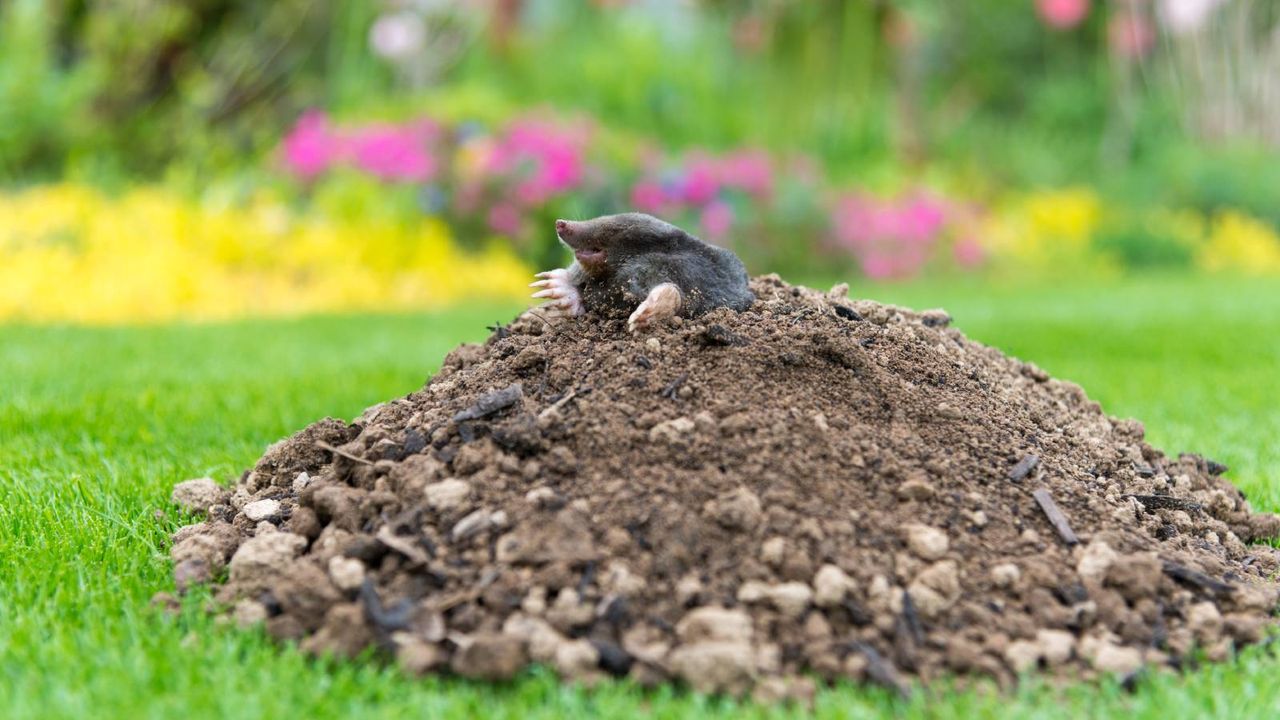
[{"left": 165, "top": 276, "right": 1280, "bottom": 702}]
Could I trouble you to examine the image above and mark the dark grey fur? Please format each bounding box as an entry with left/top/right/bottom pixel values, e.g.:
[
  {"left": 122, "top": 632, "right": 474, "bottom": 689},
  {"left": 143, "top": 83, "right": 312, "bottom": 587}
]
[{"left": 557, "top": 213, "right": 754, "bottom": 317}]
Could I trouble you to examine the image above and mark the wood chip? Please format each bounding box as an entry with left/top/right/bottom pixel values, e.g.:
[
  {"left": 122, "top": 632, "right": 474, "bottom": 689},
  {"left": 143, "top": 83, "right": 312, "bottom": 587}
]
[
  {"left": 453, "top": 383, "right": 523, "bottom": 423},
  {"left": 1008, "top": 454, "right": 1040, "bottom": 481},
  {"left": 315, "top": 440, "right": 373, "bottom": 465},
  {"left": 1126, "top": 494, "right": 1203, "bottom": 513},
  {"left": 375, "top": 525, "right": 431, "bottom": 565},
  {"left": 1032, "top": 487, "right": 1079, "bottom": 545},
  {"left": 1162, "top": 561, "right": 1234, "bottom": 596}
]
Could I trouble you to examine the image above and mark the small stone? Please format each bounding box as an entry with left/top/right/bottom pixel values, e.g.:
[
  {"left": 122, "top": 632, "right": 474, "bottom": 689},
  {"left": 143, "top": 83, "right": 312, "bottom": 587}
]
[
  {"left": 736, "top": 580, "right": 770, "bottom": 604},
  {"left": 1076, "top": 539, "right": 1117, "bottom": 582},
  {"left": 228, "top": 532, "right": 307, "bottom": 583},
  {"left": 1036, "top": 629, "right": 1075, "bottom": 666},
  {"left": 990, "top": 563, "right": 1021, "bottom": 588},
  {"left": 424, "top": 478, "right": 472, "bottom": 512},
  {"left": 171, "top": 478, "right": 229, "bottom": 514},
  {"left": 451, "top": 633, "right": 528, "bottom": 680},
  {"left": 676, "top": 606, "right": 753, "bottom": 643},
  {"left": 553, "top": 639, "right": 601, "bottom": 680},
  {"left": 760, "top": 537, "right": 787, "bottom": 567},
  {"left": 649, "top": 417, "right": 696, "bottom": 443},
  {"left": 1004, "top": 639, "right": 1040, "bottom": 673},
  {"left": 291, "top": 472, "right": 313, "bottom": 493},
  {"left": 768, "top": 582, "right": 813, "bottom": 619},
  {"left": 646, "top": 337, "right": 661, "bottom": 353},
  {"left": 908, "top": 561, "right": 961, "bottom": 618},
  {"left": 1106, "top": 552, "right": 1162, "bottom": 600},
  {"left": 242, "top": 498, "right": 282, "bottom": 523},
  {"left": 233, "top": 599, "right": 268, "bottom": 628},
  {"left": 896, "top": 479, "right": 935, "bottom": 502},
  {"left": 904, "top": 524, "right": 949, "bottom": 560},
  {"left": 705, "top": 487, "right": 762, "bottom": 531},
  {"left": 1090, "top": 642, "right": 1143, "bottom": 675},
  {"left": 813, "top": 564, "right": 856, "bottom": 608},
  {"left": 503, "top": 613, "right": 563, "bottom": 663},
  {"left": 450, "top": 508, "right": 493, "bottom": 542},
  {"left": 328, "top": 556, "right": 366, "bottom": 592},
  {"left": 1187, "top": 602, "right": 1223, "bottom": 644},
  {"left": 668, "top": 641, "right": 756, "bottom": 695},
  {"left": 396, "top": 638, "right": 447, "bottom": 675},
  {"left": 675, "top": 574, "right": 704, "bottom": 605}
]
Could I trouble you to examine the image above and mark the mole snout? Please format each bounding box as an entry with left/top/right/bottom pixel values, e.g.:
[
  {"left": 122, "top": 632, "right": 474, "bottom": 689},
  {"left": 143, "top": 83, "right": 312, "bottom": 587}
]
[{"left": 533, "top": 212, "right": 755, "bottom": 332}]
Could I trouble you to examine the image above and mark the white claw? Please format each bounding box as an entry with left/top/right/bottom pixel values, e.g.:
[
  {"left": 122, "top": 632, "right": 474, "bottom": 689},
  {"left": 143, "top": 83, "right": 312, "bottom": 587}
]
[{"left": 530, "top": 267, "right": 584, "bottom": 317}]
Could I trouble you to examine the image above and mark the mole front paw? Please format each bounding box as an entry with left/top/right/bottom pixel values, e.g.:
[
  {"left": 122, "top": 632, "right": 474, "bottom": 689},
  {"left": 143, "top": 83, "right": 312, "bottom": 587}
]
[
  {"left": 628, "top": 283, "right": 682, "bottom": 333},
  {"left": 531, "top": 268, "right": 584, "bottom": 316}
]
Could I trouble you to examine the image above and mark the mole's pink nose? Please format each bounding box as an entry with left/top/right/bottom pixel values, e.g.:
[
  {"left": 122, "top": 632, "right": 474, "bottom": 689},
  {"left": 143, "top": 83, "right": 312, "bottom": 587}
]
[{"left": 555, "top": 219, "right": 572, "bottom": 236}]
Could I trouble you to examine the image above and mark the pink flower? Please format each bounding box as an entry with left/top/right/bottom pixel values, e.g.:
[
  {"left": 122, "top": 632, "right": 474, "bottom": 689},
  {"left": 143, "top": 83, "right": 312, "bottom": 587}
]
[
  {"left": 487, "top": 203, "right": 523, "bottom": 236},
  {"left": 349, "top": 123, "right": 437, "bottom": 183},
  {"left": 1036, "top": 0, "right": 1090, "bottom": 30},
  {"left": 954, "top": 237, "right": 985, "bottom": 268},
  {"left": 281, "top": 111, "right": 342, "bottom": 180},
  {"left": 700, "top": 201, "right": 734, "bottom": 242},
  {"left": 630, "top": 180, "right": 668, "bottom": 213},
  {"left": 679, "top": 155, "right": 721, "bottom": 205},
  {"left": 718, "top": 150, "right": 774, "bottom": 200},
  {"left": 1108, "top": 12, "right": 1155, "bottom": 59}
]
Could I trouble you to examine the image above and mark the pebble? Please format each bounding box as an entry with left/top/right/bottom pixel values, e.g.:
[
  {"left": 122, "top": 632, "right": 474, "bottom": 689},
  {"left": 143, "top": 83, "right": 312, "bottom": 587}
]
[
  {"left": 904, "top": 524, "right": 949, "bottom": 560},
  {"left": 242, "top": 498, "right": 282, "bottom": 523},
  {"left": 450, "top": 633, "right": 528, "bottom": 680},
  {"left": 676, "top": 606, "right": 754, "bottom": 643},
  {"left": 649, "top": 416, "right": 696, "bottom": 443},
  {"left": 812, "top": 564, "right": 856, "bottom": 608},
  {"left": 424, "top": 478, "right": 473, "bottom": 512},
  {"left": 1076, "top": 539, "right": 1117, "bottom": 582},
  {"left": 705, "top": 487, "right": 762, "bottom": 531},
  {"left": 990, "top": 563, "right": 1021, "bottom": 588},
  {"left": 171, "top": 478, "right": 229, "bottom": 514},
  {"left": 553, "top": 639, "right": 601, "bottom": 680},
  {"left": 328, "top": 556, "right": 366, "bottom": 592},
  {"left": 668, "top": 641, "right": 756, "bottom": 695},
  {"left": 228, "top": 532, "right": 307, "bottom": 583},
  {"left": 760, "top": 537, "right": 787, "bottom": 567}
]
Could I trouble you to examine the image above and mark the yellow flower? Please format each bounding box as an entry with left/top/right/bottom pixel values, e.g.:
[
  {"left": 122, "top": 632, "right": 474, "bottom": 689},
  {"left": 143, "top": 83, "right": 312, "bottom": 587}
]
[
  {"left": 0, "top": 183, "right": 533, "bottom": 323},
  {"left": 1198, "top": 211, "right": 1280, "bottom": 274}
]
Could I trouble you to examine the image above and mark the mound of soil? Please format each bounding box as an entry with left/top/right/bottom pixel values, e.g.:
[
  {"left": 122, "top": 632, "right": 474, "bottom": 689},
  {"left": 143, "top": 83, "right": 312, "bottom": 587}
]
[{"left": 165, "top": 276, "right": 1280, "bottom": 701}]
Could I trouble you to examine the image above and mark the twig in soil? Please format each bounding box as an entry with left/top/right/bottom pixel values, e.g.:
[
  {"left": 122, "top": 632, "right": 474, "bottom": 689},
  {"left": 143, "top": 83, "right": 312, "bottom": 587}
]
[
  {"left": 539, "top": 385, "right": 591, "bottom": 420},
  {"left": 1162, "top": 561, "right": 1234, "bottom": 596},
  {"left": 453, "top": 383, "right": 523, "bottom": 423},
  {"left": 849, "top": 642, "right": 911, "bottom": 700},
  {"left": 375, "top": 526, "right": 431, "bottom": 565},
  {"left": 659, "top": 373, "right": 688, "bottom": 400},
  {"left": 1008, "top": 454, "right": 1040, "bottom": 481},
  {"left": 1126, "top": 495, "right": 1204, "bottom": 514},
  {"left": 900, "top": 590, "right": 925, "bottom": 646},
  {"left": 360, "top": 578, "right": 415, "bottom": 632},
  {"left": 1032, "top": 488, "right": 1079, "bottom": 545},
  {"left": 315, "top": 440, "right": 373, "bottom": 466}
]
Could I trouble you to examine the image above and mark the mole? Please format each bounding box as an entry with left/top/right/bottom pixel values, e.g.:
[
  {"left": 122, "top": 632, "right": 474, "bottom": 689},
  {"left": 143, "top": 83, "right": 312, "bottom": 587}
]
[{"left": 530, "top": 213, "right": 755, "bottom": 332}]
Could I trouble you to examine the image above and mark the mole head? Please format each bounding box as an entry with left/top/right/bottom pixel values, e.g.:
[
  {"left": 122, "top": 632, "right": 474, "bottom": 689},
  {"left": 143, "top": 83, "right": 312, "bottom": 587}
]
[{"left": 555, "top": 213, "right": 690, "bottom": 277}]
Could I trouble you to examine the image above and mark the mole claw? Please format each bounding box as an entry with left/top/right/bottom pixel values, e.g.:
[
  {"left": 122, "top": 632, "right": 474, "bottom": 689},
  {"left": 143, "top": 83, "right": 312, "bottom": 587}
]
[{"left": 532, "top": 289, "right": 557, "bottom": 299}]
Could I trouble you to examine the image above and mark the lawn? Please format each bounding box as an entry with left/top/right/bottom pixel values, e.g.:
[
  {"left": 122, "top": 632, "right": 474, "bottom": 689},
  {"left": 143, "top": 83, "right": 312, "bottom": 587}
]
[{"left": 2, "top": 275, "right": 1278, "bottom": 719}]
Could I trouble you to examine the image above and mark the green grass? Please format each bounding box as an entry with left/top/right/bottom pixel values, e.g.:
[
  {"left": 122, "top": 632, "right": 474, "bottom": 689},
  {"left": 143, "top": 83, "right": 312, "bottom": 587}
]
[{"left": 2, "top": 275, "right": 1279, "bottom": 719}]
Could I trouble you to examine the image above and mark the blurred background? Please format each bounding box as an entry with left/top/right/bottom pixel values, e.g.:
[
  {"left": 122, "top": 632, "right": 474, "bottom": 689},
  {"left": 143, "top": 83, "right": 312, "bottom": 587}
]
[{"left": 2, "top": 0, "right": 1279, "bottom": 323}]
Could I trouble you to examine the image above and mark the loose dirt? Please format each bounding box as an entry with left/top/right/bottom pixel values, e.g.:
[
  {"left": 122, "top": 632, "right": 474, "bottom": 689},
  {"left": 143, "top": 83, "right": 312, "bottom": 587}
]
[{"left": 165, "top": 276, "right": 1280, "bottom": 702}]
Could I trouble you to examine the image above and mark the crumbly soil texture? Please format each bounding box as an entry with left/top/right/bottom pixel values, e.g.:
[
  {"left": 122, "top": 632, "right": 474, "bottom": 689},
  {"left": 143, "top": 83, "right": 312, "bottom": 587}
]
[{"left": 166, "top": 276, "right": 1280, "bottom": 701}]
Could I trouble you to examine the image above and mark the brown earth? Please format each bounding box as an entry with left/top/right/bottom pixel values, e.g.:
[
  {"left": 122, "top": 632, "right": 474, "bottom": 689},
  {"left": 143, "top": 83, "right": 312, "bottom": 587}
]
[{"left": 164, "top": 275, "right": 1280, "bottom": 702}]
